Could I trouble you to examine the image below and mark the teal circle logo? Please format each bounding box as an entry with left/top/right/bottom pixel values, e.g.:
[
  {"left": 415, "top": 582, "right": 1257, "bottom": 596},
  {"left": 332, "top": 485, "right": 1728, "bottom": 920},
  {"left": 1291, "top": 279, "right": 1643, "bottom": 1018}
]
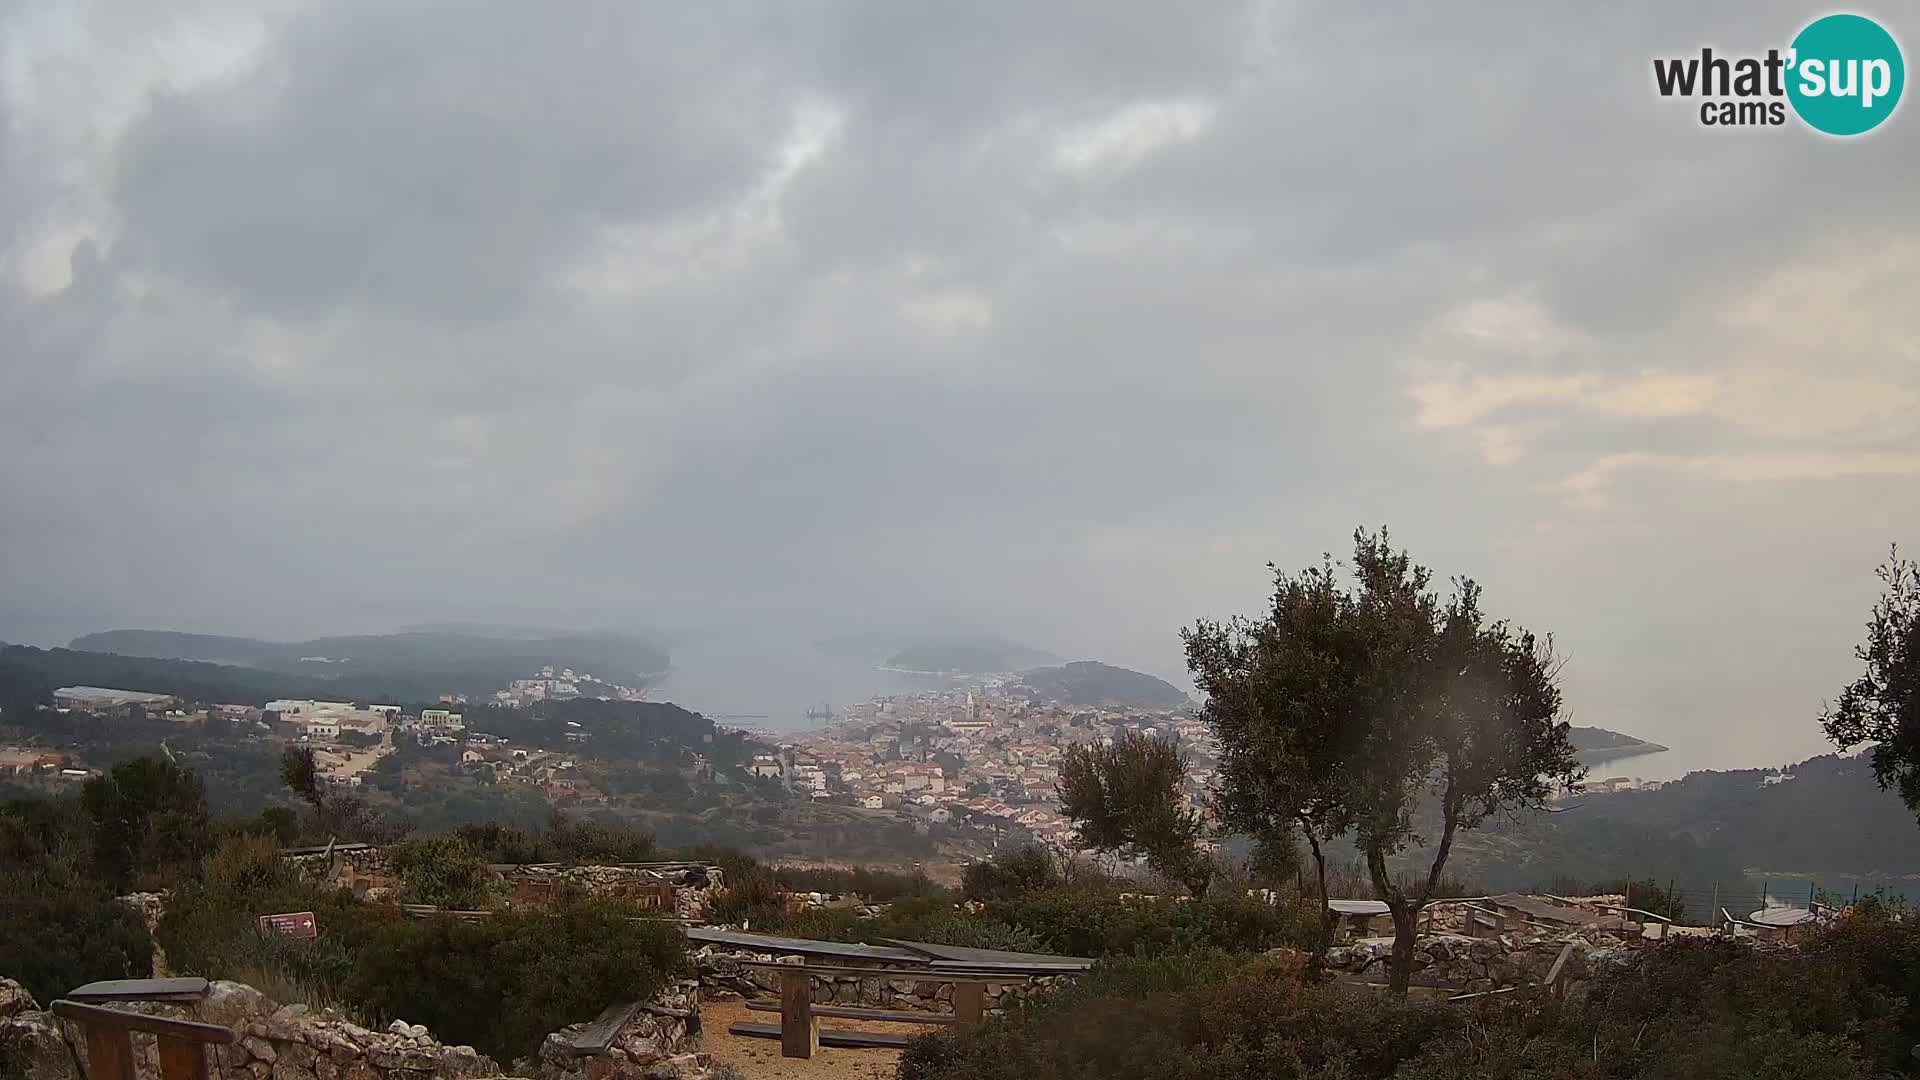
[{"left": 1787, "top": 14, "right": 1904, "bottom": 135}]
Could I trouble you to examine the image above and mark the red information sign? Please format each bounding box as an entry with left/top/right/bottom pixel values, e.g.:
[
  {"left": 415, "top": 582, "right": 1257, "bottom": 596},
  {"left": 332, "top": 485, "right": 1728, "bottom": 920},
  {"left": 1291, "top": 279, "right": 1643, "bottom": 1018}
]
[{"left": 258, "top": 911, "right": 317, "bottom": 939}]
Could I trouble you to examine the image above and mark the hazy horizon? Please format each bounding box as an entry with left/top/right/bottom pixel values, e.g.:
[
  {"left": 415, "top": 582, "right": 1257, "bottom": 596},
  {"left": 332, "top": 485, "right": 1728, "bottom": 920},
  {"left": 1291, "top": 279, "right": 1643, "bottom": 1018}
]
[{"left": 3, "top": 2, "right": 1909, "bottom": 781}]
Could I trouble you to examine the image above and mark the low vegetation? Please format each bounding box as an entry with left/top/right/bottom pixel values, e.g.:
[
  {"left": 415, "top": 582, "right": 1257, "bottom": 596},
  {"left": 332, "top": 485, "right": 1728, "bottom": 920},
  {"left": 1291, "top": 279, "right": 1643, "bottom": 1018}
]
[{"left": 900, "top": 912, "right": 1920, "bottom": 1080}]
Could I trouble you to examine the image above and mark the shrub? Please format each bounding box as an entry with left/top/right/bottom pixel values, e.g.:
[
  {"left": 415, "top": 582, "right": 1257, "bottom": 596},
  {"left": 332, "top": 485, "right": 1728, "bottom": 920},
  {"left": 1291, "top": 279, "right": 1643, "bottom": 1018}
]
[
  {"left": 80, "top": 756, "right": 215, "bottom": 891},
  {"left": 0, "top": 851, "right": 152, "bottom": 1003},
  {"left": 772, "top": 865, "right": 949, "bottom": 902},
  {"left": 900, "top": 922, "right": 1918, "bottom": 1080},
  {"left": 544, "top": 811, "right": 656, "bottom": 863},
  {"left": 698, "top": 849, "right": 787, "bottom": 927},
  {"left": 961, "top": 847, "right": 1060, "bottom": 901},
  {"left": 156, "top": 833, "right": 401, "bottom": 997},
  {"left": 386, "top": 834, "right": 494, "bottom": 909},
  {"left": 980, "top": 889, "right": 1308, "bottom": 958},
  {"left": 345, "top": 896, "right": 687, "bottom": 1063}
]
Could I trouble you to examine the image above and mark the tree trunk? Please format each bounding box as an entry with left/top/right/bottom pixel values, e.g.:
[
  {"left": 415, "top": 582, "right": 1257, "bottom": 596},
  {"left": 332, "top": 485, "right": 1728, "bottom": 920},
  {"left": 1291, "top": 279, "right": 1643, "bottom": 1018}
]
[
  {"left": 1386, "top": 903, "right": 1417, "bottom": 997},
  {"left": 1363, "top": 844, "right": 1419, "bottom": 999},
  {"left": 1300, "top": 828, "right": 1333, "bottom": 959}
]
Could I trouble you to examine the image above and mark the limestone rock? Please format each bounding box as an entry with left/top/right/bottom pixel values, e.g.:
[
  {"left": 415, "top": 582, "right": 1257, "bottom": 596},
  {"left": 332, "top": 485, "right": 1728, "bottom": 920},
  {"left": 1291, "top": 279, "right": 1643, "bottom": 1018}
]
[
  {"left": 200, "top": 982, "right": 277, "bottom": 1029},
  {"left": 0, "top": 1009, "right": 75, "bottom": 1080},
  {"left": 0, "top": 978, "right": 38, "bottom": 1019}
]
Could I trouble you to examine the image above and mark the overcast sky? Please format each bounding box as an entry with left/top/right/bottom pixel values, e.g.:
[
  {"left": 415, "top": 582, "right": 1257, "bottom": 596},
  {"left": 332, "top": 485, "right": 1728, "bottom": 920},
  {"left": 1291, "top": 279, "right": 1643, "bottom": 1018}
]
[{"left": 3, "top": 2, "right": 1915, "bottom": 763}]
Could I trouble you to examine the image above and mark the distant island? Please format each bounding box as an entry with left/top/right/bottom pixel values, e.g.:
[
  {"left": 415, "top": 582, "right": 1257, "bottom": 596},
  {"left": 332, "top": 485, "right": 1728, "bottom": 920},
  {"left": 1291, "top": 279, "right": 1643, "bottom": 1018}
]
[
  {"left": 1568, "top": 725, "right": 1668, "bottom": 764},
  {"left": 1014, "top": 661, "right": 1190, "bottom": 709},
  {"left": 879, "top": 636, "right": 1061, "bottom": 676},
  {"left": 65, "top": 628, "right": 669, "bottom": 698}
]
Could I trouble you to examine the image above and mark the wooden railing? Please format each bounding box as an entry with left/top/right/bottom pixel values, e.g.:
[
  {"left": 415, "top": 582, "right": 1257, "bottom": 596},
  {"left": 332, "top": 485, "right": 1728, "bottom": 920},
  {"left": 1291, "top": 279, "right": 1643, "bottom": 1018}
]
[{"left": 49, "top": 1000, "right": 235, "bottom": 1080}]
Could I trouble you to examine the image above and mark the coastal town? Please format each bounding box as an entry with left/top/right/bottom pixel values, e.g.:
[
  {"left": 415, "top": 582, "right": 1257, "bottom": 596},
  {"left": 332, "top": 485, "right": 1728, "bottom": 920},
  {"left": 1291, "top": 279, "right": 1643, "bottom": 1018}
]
[
  {"left": 753, "top": 681, "right": 1213, "bottom": 855},
  {"left": 4, "top": 663, "right": 1217, "bottom": 860}
]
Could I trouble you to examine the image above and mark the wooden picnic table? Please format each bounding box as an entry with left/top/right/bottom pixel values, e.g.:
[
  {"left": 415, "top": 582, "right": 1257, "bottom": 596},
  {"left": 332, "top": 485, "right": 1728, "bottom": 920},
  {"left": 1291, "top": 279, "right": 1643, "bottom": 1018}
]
[{"left": 731, "top": 961, "right": 1026, "bottom": 1057}]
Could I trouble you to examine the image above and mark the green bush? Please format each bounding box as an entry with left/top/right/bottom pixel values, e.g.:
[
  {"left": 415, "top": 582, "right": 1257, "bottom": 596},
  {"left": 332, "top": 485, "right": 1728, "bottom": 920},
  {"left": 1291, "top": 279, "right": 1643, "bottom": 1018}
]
[
  {"left": 0, "top": 852, "right": 153, "bottom": 1004},
  {"left": 345, "top": 896, "right": 687, "bottom": 1063},
  {"left": 544, "top": 812, "right": 656, "bottom": 863},
  {"left": 156, "top": 833, "right": 401, "bottom": 1001},
  {"left": 772, "top": 865, "right": 949, "bottom": 902},
  {"left": 80, "top": 756, "right": 215, "bottom": 891},
  {"left": 900, "top": 922, "right": 1918, "bottom": 1080},
  {"left": 961, "top": 847, "right": 1060, "bottom": 901},
  {"left": 980, "top": 889, "right": 1308, "bottom": 958},
  {"left": 386, "top": 834, "right": 494, "bottom": 909}
]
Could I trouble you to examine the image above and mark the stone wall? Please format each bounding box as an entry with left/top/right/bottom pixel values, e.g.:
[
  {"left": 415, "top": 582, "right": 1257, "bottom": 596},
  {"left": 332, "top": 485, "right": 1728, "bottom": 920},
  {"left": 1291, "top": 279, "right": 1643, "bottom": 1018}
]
[
  {"left": 283, "top": 849, "right": 717, "bottom": 919},
  {"left": 0, "top": 977, "right": 711, "bottom": 1080},
  {"left": 691, "top": 946, "right": 1064, "bottom": 1015},
  {"left": 285, "top": 848, "right": 397, "bottom": 897},
  {"left": 1324, "top": 932, "right": 1641, "bottom": 997},
  {"left": 504, "top": 865, "right": 718, "bottom": 922}
]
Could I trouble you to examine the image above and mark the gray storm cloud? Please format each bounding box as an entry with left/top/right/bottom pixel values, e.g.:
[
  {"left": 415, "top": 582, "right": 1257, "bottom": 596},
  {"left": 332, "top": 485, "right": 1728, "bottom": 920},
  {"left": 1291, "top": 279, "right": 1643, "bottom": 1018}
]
[{"left": 2, "top": 0, "right": 1915, "bottom": 764}]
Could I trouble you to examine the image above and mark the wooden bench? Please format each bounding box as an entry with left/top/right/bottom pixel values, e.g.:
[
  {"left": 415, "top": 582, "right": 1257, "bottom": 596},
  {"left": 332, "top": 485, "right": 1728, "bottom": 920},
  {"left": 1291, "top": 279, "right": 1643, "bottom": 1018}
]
[
  {"left": 730, "top": 962, "right": 1030, "bottom": 1058},
  {"left": 50, "top": 1000, "right": 235, "bottom": 1080},
  {"left": 559, "top": 1001, "right": 643, "bottom": 1058}
]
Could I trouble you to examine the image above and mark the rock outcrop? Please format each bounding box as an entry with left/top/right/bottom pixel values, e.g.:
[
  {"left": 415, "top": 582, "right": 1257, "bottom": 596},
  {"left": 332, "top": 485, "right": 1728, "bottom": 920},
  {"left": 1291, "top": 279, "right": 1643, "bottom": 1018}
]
[{"left": 0, "top": 979, "right": 81, "bottom": 1080}]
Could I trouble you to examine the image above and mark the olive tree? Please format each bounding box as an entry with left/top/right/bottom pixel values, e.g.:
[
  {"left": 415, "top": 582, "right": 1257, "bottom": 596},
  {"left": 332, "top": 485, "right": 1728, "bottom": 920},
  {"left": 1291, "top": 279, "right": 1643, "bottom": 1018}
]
[
  {"left": 1822, "top": 545, "right": 1920, "bottom": 814},
  {"left": 1190, "top": 528, "right": 1581, "bottom": 995},
  {"left": 1059, "top": 730, "right": 1212, "bottom": 896}
]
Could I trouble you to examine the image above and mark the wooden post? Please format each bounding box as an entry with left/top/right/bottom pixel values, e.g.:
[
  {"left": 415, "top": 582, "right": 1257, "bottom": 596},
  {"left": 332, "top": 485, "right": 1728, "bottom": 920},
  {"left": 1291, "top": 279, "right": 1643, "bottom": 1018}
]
[
  {"left": 1710, "top": 883, "right": 1719, "bottom": 933},
  {"left": 156, "top": 1035, "right": 211, "bottom": 1080},
  {"left": 1666, "top": 879, "right": 1676, "bottom": 921},
  {"left": 83, "top": 1025, "right": 136, "bottom": 1080},
  {"left": 779, "top": 969, "right": 818, "bottom": 1060},
  {"left": 952, "top": 980, "right": 986, "bottom": 1029}
]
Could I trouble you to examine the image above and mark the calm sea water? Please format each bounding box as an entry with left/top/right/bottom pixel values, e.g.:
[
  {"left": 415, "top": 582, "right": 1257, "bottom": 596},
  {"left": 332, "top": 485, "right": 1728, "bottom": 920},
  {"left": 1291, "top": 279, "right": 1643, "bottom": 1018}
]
[
  {"left": 649, "top": 631, "right": 954, "bottom": 731},
  {"left": 1582, "top": 722, "right": 1838, "bottom": 784}
]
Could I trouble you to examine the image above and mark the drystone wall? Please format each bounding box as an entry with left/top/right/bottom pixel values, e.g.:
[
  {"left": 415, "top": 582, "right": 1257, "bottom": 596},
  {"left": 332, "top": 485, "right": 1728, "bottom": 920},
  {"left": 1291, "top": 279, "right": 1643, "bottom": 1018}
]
[
  {"left": 1324, "top": 931, "right": 1642, "bottom": 997},
  {"left": 0, "top": 977, "right": 710, "bottom": 1080}
]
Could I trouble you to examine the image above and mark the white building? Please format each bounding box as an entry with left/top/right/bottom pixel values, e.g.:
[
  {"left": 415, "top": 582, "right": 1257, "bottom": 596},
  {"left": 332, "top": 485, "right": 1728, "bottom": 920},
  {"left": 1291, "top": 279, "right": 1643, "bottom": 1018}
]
[{"left": 305, "top": 721, "right": 341, "bottom": 739}]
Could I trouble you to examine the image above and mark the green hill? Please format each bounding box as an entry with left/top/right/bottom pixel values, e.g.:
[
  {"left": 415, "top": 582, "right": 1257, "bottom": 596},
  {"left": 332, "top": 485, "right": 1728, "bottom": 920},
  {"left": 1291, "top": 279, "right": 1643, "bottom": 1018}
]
[
  {"left": 67, "top": 628, "right": 669, "bottom": 696},
  {"left": 880, "top": 636, "right": 1060, "bottom": 675},
  {"left": 1016, "top": 661, "right": 1189, "bottom": 709},
  {"left": 1568, "top": 725, "right": 1668, "bottom": 763}
]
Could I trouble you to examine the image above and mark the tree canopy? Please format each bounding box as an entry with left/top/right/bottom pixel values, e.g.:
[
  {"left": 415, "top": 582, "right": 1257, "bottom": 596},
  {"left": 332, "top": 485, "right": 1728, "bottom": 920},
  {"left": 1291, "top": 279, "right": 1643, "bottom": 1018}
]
[
  {"left": 1822, "top": 546, "right": 1920, "bottom": 818},
  {"left": 1059, "top": 730, "right": 1211, "bottom": 895},
  {"left": 1188, "top": 528, "right": 1581, "bottom": 994}
]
